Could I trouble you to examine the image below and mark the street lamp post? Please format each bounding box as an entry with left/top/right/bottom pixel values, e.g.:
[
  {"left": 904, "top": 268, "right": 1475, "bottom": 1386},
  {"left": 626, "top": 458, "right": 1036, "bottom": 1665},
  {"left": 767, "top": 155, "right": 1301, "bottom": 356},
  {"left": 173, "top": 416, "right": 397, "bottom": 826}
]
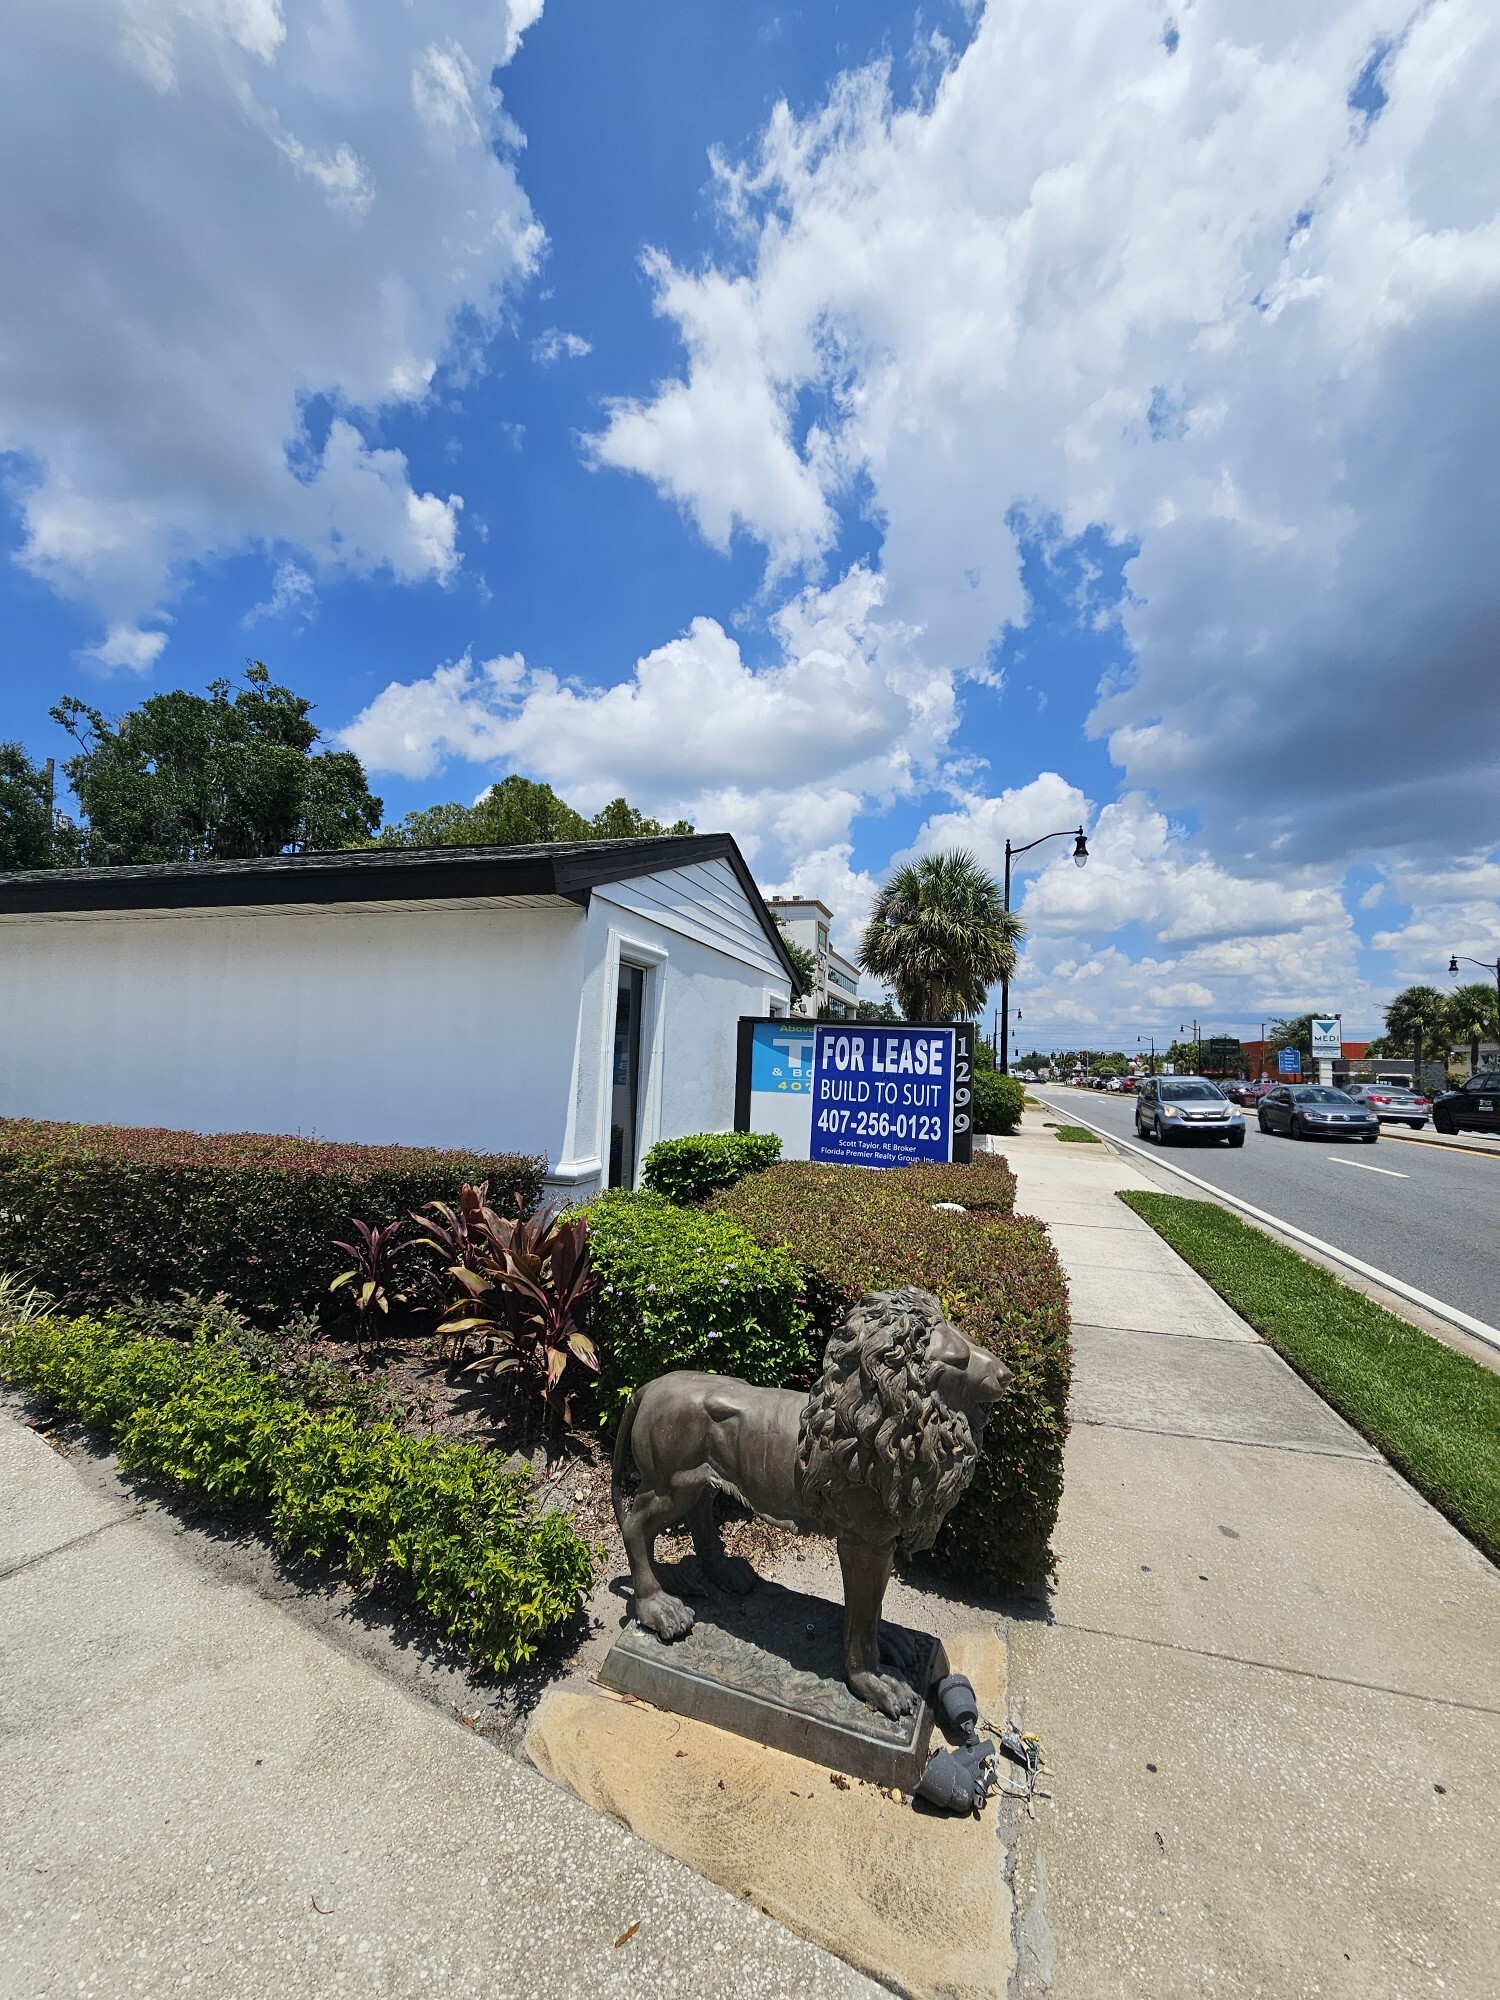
[
  {"left": 1001, "top": 826, "right": 1088, "bottom": 1075},
  {"left": 1448, "top": 953, "right": 1500, "bottom": 1070}
]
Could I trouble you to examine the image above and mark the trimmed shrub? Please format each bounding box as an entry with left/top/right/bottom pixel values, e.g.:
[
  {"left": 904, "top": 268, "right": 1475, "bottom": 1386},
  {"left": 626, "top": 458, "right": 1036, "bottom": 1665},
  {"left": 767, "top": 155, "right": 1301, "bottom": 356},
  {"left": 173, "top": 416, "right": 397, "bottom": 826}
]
[
  {"left": 0, "top": 1312, "right": 596, "bottom": 1671},
  {"left": 710, "top": 1160, "right": 1070, "bottom": 1593},
  {"left": 973, "top": 1070, "right": 1026, "bottom": 1135},
  {"left": 640, "top": 1131, "right": 782, "bottom": 1205},
  {"left": 0, "top": 1118, "right": 545, "bottom": 1321},
  {"left": 587, "top": 1190, "right": 816, "bottom": 1417},
  {"left": 879, "top": 1154, "right": 1018, "bottom": 1214}
]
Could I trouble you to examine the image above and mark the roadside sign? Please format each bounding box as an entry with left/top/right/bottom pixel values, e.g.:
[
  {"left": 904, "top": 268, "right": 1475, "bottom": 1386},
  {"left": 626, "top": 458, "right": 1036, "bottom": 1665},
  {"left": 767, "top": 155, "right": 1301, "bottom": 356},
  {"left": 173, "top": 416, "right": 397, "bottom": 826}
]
[
  {"left": 1278, "top": 1048, "right": 1301, "bottom": 1075},
  {"left": 1311, "top": 1017, "right": 1341, "bottom": 1060},
  {"left": 736, "top": 1018, "right": 973, "bottom": 1166}
]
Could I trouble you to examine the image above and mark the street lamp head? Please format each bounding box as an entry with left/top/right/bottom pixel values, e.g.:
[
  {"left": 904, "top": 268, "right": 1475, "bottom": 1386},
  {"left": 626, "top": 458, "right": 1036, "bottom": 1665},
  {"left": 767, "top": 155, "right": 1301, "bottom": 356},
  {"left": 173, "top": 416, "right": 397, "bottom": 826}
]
[
  {"left": 1072, "top": 831, "right": 1089, "bottom": 868},
  {"left": 1448, "top": 955, "right": 1460, "bottom": 975}
]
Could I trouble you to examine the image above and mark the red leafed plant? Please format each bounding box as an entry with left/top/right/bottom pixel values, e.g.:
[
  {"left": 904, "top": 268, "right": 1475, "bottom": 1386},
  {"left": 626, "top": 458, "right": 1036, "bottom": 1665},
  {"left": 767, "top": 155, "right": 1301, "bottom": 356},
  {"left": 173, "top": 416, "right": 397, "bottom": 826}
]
[
  {"left": 329, "top": 1217, "right": 412, "bottom": 1358},
  {"left": 412, "top": 1187, "right": 599, "bottom": 1425}
]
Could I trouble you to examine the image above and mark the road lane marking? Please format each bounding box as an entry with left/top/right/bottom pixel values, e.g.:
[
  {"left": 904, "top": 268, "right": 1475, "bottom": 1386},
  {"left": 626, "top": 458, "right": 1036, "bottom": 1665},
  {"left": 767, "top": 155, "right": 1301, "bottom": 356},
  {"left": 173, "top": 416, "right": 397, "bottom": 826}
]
[
  {"left": 1327, "top": 1157, "right": 1408, "bottom": 1179},
  {"left": 1033, "top": 1096, "right": 1500, "bottom": 1353}
]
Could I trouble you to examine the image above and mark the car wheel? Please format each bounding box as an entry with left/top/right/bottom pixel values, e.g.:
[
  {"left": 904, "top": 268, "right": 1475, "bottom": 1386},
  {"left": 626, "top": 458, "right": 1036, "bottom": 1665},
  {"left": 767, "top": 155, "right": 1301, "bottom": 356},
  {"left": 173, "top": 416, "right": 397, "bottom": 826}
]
[
  {"left": 1408, "top": 1120, "right": 1425, "bottom": 1130},
  {"left": 1362, "top": 1131, "right": 1379, "bottom": 1144},
  {"left": 1290, "top": 1115, "right": 1304, "bottom": 1141},
  {"left": 1257, "top": 1113, "right": 1269, "bottom": 1133},
  {"left": 1228, "top": 1133, "right": 1245, "bottom": 1149}
]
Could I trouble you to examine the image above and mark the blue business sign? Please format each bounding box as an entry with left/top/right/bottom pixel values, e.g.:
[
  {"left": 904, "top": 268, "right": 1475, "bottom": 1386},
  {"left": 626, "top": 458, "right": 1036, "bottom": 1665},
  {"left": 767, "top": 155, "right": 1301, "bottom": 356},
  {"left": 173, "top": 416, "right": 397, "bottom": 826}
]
[
  {"left": 809, "top": 1023, "right": 971, "bottom": 1168},
  {"left": 1277, "top": 1048, "right": 1301, "bottom": 1075}
]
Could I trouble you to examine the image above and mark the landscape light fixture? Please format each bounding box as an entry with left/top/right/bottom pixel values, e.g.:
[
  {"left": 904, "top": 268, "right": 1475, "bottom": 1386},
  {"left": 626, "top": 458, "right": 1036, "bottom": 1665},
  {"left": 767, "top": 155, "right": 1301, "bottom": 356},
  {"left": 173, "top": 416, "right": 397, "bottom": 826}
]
[{"left": 1000, "top": 823, "right": 1091, "bottom": 1075}]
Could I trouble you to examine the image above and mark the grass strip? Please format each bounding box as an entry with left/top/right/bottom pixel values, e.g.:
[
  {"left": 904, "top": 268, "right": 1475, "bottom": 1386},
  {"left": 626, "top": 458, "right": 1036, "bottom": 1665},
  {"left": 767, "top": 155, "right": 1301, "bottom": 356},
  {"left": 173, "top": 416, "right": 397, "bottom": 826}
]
[
  {"left": 1054, "top": 1125, "right": 1100, "bottom": 1144},
  {"left": 1119, "top": 1191, "right": 1500, "bottom": 1565}
]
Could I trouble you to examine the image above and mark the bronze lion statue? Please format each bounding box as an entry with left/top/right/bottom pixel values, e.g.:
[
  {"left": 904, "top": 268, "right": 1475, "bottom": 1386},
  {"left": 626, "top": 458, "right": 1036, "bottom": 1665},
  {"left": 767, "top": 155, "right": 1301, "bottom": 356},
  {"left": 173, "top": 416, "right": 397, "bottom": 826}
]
[{"left": 611, "top": 1286, "right": 1011, "bottom": 1718}]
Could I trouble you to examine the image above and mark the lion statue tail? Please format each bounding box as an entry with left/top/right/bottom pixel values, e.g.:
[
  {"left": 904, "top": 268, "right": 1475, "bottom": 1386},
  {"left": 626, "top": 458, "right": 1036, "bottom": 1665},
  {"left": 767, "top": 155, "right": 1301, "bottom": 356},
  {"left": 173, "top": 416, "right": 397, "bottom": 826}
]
[{"left": 611, "top": 1389, "right": 642, "bottom": 1532}]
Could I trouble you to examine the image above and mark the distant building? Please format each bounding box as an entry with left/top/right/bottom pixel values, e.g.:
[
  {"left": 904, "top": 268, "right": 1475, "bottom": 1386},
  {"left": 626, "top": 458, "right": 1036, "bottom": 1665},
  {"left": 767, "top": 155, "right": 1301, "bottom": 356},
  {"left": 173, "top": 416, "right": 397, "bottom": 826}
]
[{"left": 766, "top": 896, "right": 861, "bottom": 1018}]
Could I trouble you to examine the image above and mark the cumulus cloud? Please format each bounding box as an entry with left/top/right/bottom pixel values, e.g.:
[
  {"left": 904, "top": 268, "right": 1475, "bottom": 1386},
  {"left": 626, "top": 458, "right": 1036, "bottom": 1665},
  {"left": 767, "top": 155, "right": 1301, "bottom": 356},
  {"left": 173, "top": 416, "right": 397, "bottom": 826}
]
[
  {"left": 888, "top": 783, "right": 1369, "bottom": 1036},
  {"left": 586, "top": 0, "right": 1500, "bottom": 871},
  {"left": 0, "top": 0, "right": 544, "bottom": 662},
  {"left": 343, "top": 564, "right": 961, "bottom": 885}
]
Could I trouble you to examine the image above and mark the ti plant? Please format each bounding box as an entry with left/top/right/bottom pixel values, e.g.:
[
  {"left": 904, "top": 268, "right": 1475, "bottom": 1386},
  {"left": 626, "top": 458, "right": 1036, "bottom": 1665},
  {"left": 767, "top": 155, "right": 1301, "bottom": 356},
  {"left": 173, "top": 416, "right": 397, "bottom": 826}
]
[
  {"left": 329, "top": 1217, "right": 411, "bottom": 1358},
  {"left": 413, "top": 1187, "right": 599, "bottom": 1427}
]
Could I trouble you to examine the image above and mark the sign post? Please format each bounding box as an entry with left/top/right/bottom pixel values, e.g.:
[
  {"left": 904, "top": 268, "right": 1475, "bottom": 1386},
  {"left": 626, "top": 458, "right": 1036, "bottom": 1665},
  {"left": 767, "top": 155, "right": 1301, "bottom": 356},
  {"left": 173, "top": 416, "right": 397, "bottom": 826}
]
[
  {"left": 1277, "top": 1047, "right": 1302, "bottom": 1077},
  {"left": 736, "top": 1018, "right": 973, "bottom": 1166},
  {"left": 1311, "top": 1015, "right": 1341, "bottom": 1087}
]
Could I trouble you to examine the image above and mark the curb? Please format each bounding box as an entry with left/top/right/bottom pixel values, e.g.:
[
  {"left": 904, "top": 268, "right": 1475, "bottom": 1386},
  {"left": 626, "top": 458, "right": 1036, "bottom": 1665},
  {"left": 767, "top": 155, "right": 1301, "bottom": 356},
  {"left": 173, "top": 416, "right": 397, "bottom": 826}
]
[{"left": 1379, "top": 1128, "right": 1500, "bottom": 1161}]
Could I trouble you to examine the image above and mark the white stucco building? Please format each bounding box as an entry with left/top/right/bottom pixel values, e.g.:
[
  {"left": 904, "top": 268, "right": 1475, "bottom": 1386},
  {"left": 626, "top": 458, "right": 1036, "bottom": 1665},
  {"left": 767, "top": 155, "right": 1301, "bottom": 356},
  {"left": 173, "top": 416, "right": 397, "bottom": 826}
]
[{"left": 0, "top": 836, "right": 798, "bottom": 1196}]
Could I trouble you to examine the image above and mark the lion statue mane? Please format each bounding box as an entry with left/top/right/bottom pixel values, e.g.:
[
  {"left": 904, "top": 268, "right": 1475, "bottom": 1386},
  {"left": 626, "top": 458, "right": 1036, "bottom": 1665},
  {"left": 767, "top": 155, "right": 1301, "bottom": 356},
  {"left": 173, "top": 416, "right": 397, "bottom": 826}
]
[{"left": 794, "top": 1286, "right": 986, "bottom": 1555}]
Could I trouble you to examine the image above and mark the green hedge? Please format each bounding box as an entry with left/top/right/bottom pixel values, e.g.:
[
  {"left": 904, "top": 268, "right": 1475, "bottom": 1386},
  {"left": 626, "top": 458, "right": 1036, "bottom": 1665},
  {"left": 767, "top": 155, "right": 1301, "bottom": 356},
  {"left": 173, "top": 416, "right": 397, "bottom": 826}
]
[
  {"left": 587, "top": 1191, "right": 816, "bottom": 1418},
  {"left": 0, "top": 1118, "right": 545, "bottom": 1321},
  {"left": 0, "top": 1311, "right": 596, "bottom": 1671},
  {"left": 711, "top": 1159, "right": 1070, "bottom": 1593},
  {"left": 973, "top": 1071, "right": 1026, "bottom": 1135},
  {"left": 640, "top": 1131, "right": 782, "bottom": 1205}
]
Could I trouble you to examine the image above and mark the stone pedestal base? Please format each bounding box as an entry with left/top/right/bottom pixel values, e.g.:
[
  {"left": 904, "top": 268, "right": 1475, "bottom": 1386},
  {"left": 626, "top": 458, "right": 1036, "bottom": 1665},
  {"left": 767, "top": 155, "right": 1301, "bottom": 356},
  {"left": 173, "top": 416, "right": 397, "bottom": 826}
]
[
  {"left": 526, "top": 1624, "right": 1015, "bottom": 2000},
  {"left": 596, "top": 1581, "right": 940, "bottom": 1787}
]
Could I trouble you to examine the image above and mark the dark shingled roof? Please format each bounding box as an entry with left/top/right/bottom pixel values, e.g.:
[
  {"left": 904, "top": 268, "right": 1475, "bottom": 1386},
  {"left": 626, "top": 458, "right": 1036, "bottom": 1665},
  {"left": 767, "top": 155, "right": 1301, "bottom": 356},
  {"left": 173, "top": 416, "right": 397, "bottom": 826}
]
[{"left": 0, "top": 835, "right": 803, "bottom": 991}]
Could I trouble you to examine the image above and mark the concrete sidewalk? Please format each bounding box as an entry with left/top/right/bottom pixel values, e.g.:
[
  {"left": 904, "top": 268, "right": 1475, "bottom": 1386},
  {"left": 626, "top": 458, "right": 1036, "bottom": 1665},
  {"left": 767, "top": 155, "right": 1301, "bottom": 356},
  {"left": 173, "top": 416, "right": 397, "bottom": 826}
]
[
  {"left": 0, "top": 1408, "right": 874, "bottom": 2000},
  {"left": 997, "top": 1117, "right": 1500, "bottom": 1999}
]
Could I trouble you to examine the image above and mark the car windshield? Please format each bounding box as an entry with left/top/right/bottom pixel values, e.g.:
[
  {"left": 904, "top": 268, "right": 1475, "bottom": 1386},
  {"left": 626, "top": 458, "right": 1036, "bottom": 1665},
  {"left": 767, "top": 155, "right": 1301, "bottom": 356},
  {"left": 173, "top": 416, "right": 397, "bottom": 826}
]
[
  {"left": 1291, "top": 1088, "right": 1353, "bottom": 1104},
  {"left": 1160, "top": 1081, "right": 1223, "bottom": 1101}
]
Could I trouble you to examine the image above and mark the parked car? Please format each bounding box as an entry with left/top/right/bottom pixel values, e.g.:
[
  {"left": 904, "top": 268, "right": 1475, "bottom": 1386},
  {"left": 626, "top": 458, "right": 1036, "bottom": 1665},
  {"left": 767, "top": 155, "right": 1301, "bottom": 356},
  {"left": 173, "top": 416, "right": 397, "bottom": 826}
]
[
  {"left": 1343, "top": 1082, "right": 1430, "bottom": 1129},
  {"left": 1431, "top": 1071, "right": 1500, "bottom": 1135},
  {"left": 1256, "top": 1084, "right": 1378, "bottom": 1142},
  {"left": 1219, "top": 1079, "right": 1257, "bottom": 1106},
  {"left": 1135, "top": 1076, "right": 1246, "bottom": 1146}
]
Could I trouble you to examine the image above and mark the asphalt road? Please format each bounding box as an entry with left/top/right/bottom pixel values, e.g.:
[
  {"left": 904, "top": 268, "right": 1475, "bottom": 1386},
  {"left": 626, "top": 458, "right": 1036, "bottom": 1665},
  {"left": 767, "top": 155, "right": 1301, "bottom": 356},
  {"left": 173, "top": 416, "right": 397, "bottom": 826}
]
[{"left": 1034, "top": 1085, "right": 1500, "bottom": 1331}]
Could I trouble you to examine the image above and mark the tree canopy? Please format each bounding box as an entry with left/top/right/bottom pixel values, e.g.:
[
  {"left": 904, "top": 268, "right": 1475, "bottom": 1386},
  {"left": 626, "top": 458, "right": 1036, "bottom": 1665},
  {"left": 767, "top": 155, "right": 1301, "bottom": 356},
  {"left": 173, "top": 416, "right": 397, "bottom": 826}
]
[
  {"left": 376, "top": 773, "right": 693, "bottom": 850},
  {"left": 1382, "top": 985, "right": 1451, "bottom": 1078},
  {"left": 0, "top": 743, "right": 77, "bottom": 871},
  {"left": 1447, "top": 981, "right": 1500, "bottom": 1071},
  {"left": 859, "top": 849, "right": 1022, "bottom": 1022},
  {"left": 52, "top": 664, "right": 381, "bottom": 866}
]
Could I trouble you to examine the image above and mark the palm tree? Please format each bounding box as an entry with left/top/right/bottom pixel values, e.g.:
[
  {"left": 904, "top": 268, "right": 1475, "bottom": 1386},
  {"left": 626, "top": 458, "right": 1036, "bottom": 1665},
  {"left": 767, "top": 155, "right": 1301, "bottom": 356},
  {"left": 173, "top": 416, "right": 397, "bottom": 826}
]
[
  {"left": 1447, "top": 982, "right": 1500, "bottom": 1076},
  {"left": 859, "top": 849, "right": 1023, "bottom": 1021},
  {"left": 1382, "top": 984, "right": 1451, "bottom": 1088}
]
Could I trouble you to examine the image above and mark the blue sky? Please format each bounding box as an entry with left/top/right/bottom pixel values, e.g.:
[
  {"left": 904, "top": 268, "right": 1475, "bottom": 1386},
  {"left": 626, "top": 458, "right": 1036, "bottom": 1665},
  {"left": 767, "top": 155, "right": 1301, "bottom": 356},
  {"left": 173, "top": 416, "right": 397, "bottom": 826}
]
[{"left": 2, "top": 0, "right": 1498, "bottom": 1048}]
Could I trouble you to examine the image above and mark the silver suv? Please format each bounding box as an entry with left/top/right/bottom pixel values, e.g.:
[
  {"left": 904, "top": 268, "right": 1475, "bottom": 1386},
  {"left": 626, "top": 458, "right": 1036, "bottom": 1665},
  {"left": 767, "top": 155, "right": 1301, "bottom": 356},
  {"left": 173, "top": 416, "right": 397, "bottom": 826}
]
[{"left": 1135, "top": 1076, "right": 1246, "bottom": 1147}]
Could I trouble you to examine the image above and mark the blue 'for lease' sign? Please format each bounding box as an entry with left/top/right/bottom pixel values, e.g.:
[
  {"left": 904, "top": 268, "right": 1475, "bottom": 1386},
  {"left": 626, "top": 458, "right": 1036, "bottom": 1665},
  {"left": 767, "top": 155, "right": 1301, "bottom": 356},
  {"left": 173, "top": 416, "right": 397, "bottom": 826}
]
[{"left": 809, "top": 1024, "right": 958, "bottom": 1167}]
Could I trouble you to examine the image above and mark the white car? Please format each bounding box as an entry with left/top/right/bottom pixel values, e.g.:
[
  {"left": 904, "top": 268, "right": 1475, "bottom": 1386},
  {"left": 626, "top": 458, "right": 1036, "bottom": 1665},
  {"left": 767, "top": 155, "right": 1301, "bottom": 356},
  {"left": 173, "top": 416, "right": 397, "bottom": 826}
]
[{"left": 1343, "top": 1082, "right": 1430, "bottom": 1129}]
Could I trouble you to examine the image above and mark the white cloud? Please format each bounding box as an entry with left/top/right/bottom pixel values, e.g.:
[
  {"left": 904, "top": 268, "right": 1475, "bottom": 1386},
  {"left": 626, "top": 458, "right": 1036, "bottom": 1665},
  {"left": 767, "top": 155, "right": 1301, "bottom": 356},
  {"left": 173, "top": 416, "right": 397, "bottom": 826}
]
[
  {"left": 343, "top": 564, "right": 962, "bottom": 887},
  {"left": 532, "top": 329, "right": 593, "bottom": 365},
  {"left": 892, "top": 784, "right": 1370, "bottom": 1039},
  {"left": 0, "top": 0, "right": 544, "bottom": 662},
  {"left": 85, "top": 623, "right": 170, "bottom": 672},
  {"left": 585, "top": 0, "right": 1500, "bottom": 870},
  {"left": 246, "top": 559, "right": 315, "bottom": 626}
]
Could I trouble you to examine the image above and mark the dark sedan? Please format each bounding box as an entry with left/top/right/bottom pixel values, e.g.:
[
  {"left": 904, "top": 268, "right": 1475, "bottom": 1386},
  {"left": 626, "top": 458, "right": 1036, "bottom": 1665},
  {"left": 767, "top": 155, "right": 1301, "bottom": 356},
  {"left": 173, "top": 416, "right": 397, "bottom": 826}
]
[
  {"left": 1257, "top": 1084, "right": 1378, "bottom": 1143},
  {"left": 1432, "top": 1071, "right": 1500, "bottom": 1135}
]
